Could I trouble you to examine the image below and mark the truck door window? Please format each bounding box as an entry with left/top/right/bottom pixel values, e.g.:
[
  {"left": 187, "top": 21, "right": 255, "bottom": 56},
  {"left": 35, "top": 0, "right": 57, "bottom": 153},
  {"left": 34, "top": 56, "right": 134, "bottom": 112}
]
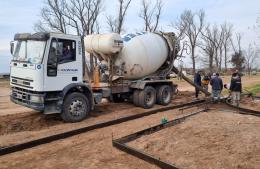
[
  {"left": 47, "top": 38, "right": 76, "bottom": 76},
  {"left": 56, "top": 39, "right": 76, "bottom": 64},
  {"left": 49, "top": 39, "right": 76, "bottom": 63}
]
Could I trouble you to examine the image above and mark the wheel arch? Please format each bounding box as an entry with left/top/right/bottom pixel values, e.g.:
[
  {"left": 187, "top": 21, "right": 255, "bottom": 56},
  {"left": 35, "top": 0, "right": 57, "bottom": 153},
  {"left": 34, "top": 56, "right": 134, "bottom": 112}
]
[{"left": 62, "top": 83, "right": 94, "bottom": 110}]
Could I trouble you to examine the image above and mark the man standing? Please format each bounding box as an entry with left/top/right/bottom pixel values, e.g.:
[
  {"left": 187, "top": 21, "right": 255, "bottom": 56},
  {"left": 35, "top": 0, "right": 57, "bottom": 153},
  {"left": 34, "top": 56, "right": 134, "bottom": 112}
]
[
  {"left": 230, "top": 73, "right": 242, "bottom": 106},
  {"left": 194, "top": 70, "right": 202, "bottom": 99},
  {"left": 202, "top": 73, "right": 210, "bottom": 92},
  {"left": 210, "top": 73, "right": 223, "bottom": 102}
]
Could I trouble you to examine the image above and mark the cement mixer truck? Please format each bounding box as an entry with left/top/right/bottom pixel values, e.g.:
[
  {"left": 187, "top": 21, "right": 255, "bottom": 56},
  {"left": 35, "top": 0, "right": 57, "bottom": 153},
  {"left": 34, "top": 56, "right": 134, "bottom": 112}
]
[{"left": 9, "top": 32, "right": 179, "bottom": 122}]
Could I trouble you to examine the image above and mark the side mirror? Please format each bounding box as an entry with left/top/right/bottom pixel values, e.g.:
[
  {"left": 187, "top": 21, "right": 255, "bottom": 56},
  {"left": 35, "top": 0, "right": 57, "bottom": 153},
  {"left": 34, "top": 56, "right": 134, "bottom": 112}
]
[{"left": 10, "top": 41, "right": 15, "bottom": 55}]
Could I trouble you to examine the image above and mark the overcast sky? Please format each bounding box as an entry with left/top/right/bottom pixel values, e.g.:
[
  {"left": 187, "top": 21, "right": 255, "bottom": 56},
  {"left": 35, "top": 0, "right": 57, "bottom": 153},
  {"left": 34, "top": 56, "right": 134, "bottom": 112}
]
[{"left": 0, "top": 0, "right": 259, "bottom": 72}]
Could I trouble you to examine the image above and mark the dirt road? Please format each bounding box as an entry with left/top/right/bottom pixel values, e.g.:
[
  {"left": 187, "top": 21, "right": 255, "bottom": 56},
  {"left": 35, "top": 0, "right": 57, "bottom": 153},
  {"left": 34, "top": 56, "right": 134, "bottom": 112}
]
[
  {"left": 0, "top": 92, "right": 194, "bottom": 146},
  {"left": 0, "top": 104, "right": 259, "bottom": 169}
]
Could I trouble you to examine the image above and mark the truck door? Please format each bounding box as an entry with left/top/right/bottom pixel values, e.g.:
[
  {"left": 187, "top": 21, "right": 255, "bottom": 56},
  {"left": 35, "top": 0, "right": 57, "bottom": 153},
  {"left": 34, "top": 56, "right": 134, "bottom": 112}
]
[{"left": 44, "top": 38, "right": 82, "bottom": 91}]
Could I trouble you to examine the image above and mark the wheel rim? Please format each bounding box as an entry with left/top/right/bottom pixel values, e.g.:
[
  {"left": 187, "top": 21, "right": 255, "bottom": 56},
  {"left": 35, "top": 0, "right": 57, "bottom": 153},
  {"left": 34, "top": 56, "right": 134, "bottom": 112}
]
[
  {"left": 145, "top": 90, "right": 154, "bottom": 105},
  {"left": 162, "top": 88, "right": 171, "bottom": 103},
  {"left": 69, "top": 99, "right": 86, "bottom": 117}
]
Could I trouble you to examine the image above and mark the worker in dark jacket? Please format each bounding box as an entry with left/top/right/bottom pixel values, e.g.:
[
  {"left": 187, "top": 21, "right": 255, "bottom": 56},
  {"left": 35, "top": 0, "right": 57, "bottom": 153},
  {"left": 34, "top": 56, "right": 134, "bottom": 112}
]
[
  {"left": 230, "top": 73, "right": 242, "bottom": 106},
  {"left": 194, "top": 70, "right": 202, "bottom": 98},
  {"left": 210, "top": 73, "right": 223, "bottom": 102}
]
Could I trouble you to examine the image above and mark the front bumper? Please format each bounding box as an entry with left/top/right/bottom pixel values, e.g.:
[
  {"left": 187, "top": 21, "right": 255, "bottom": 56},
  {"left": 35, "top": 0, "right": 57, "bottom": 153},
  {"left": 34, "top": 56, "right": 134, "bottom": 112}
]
[{"left": 10, "top": 87, "right": 45, "bottom": 112}]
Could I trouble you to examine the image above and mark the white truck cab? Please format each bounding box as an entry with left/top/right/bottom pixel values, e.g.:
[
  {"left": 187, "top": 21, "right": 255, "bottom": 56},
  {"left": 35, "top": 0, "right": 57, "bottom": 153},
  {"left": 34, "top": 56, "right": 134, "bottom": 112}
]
[{"left": 10, "top": 32, "right": 95, "bottom": 122}]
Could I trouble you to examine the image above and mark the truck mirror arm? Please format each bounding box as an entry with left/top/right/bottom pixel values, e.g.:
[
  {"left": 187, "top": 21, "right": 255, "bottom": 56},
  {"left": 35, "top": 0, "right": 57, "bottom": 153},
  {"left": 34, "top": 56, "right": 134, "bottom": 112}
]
[{"left": 10, "top": 41, "right": 15, "bottom": 55}]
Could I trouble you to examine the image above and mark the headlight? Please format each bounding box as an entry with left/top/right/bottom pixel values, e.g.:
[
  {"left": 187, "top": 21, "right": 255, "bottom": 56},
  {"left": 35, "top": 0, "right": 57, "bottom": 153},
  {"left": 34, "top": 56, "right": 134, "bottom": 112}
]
[{"left": 30, "top": 95, "right": 44, "bottom": 103}]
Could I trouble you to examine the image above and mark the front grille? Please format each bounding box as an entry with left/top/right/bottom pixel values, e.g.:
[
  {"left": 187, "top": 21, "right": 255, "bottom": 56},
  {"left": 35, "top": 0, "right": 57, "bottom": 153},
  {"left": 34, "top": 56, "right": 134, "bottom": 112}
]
[
  {"left": 11, "top": 76, "right": 33, "bottom": 89},
  {"left": 11, "top": 87, "right": 44, "bottom": 103},
  {"left": 11, "top": 87, "right": 45, "bottom": 111}
]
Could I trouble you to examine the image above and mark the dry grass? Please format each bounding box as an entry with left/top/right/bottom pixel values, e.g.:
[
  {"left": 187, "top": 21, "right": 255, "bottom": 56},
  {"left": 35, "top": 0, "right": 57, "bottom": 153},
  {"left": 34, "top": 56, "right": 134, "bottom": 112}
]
[{"left": 0, "top": 78, "right": 10, "bottom": 88}]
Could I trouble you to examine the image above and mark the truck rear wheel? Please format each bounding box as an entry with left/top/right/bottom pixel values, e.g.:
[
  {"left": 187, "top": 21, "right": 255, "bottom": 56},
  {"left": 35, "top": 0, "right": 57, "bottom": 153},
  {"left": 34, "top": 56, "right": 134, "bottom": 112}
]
[
  {"left": 133, "top": 90, "right": 141, "bottom": 106},
  {"left": 156, "top": 85, "right": 172, "bottom": 105},
  {"left": 138, "top": 86, "right": 156, "bottom": 109},
  {"left": 61, "top": 92, "right": 90, "bottom": 122}
]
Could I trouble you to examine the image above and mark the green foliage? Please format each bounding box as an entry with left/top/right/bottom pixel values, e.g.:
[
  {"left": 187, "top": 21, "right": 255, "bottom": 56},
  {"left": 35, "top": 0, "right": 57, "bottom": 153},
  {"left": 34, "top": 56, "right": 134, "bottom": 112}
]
[{"left": 245, "top": 84, "right": 260, "bottom": 95}]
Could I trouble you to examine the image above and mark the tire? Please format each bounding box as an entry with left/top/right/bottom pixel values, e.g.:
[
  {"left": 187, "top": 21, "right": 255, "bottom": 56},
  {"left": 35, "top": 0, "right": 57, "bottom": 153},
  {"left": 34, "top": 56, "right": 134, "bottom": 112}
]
[
  {"left": 133, "top": 90, "right": 141, "bottom": 106},
  {"left": 138, "top": 86, "right": 156, "bottom": 109},
  {"left": 61, "top": 92, "right": 90, "bottom": 122},
  {"left": 156, "top": 85, "right": 173, "bottom": 105}
]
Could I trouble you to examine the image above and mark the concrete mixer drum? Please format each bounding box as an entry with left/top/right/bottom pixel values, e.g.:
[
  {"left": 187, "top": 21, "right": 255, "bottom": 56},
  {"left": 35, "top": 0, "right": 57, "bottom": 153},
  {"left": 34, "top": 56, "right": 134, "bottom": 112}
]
[{"left": 114, "top": 32, "right": 170, "bottom": 80}]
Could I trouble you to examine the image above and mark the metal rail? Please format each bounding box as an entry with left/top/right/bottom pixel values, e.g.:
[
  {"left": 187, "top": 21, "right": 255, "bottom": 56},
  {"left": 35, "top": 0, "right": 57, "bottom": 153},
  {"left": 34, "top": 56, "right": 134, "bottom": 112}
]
[
  {"left": 0, "top": 99, "right": 206, "bottom": 156},
  {"left": 113, "top": 109, "right": 208, "bottom": 169},
  {"left": 178, "top": 100, "right": 210, "bottom": 111},
  {"left": 225, "top": 100, "right": 260, "bottom": 117}
]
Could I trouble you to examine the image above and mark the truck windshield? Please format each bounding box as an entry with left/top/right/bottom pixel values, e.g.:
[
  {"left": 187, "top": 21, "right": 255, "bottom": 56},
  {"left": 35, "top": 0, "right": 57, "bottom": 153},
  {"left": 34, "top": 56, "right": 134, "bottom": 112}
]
[{"left": 13, "top": 40, "right": 46, "bottom": 64}]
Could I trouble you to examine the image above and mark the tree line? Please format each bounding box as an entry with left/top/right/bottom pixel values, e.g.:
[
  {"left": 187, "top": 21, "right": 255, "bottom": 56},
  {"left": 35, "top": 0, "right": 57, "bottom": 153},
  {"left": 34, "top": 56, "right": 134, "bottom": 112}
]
[
  {"left": 174, "top": 10, "right": 259, "bottom": 75},
  {"left": 34, "top": 0, "right": 259, "bottom": 76}
]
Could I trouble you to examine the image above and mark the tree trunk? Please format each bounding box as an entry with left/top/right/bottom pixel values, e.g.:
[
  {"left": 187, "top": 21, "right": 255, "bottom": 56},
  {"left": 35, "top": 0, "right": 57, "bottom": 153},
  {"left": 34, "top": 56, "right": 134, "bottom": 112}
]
[
  {"left": 214, "top": 48, "right": 219, "bottom": 70},
  {"left": 224, "top": 46, "right": 227, "bottom": 72},
  {"left": 219, "top": 48, "right": 223, "bottom": 71},
  {"left": 191, "top": 47, "right": 196, "bottom": 75},
  {"left": 209, "top": 53, "right": 213, "bottom": 73}
]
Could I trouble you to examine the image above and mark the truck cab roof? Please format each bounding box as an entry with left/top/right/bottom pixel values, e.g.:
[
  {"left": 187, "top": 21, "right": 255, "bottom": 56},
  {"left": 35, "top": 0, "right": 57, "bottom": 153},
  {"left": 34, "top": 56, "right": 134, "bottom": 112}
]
[{"left": 14, "top": 32, "right": 80, "bottom": 41}]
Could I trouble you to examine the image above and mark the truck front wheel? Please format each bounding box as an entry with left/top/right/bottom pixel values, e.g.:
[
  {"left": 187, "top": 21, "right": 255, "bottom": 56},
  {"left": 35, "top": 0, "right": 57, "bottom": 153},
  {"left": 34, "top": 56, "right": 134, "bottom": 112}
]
[
  {"left": 156, "top": 85, "right": 172, "bottom": 105},
  {"left": 61, "top": 92, "right": 90, "bottom": 122},
  {"left": 138, "top": 86, "right": 156, "bottom": 109}
]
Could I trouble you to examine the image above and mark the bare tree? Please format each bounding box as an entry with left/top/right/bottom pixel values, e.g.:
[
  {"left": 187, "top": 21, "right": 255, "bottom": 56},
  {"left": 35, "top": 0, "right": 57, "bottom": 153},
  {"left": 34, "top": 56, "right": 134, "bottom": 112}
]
[
  {"left": 35, "top": 0, "right": 103, "bottom": 80},
  {"left": 65, "top": 0, "right": 103, "bottom": 79},
  {"left": 139, "top": 0, "right": 163, "bottom": 32},
  {"left": 107, "top": 0, "right": 132, "bottom": 33},
  {"left": 36, "top": 0, "right": 102, "bottom": 36},
  {"left": 169, "top": 21, "right": 187, "bottom": 41},
  {"left": 231, "top": 33, "right": 243, "bottom": 53},
  {"left": 213, "top": 25, "right": 224, "bottom": 71},
  {"left": 201, "top": 24, "right": 232, "bottom": 72},
  {"left": 220, "top": 23, "right": 233, "bottom": 71},
  {"left": 34, "top": 0, "right": 68, "bottom": 33},
  {"left": 106, "top": 16, "right": 117, "bottom": 32},
  {"left": 175, "top": 9, "right": 205, "bottom": 74},
  {"left": 200, "top": 25, "right": 218, "bottom": 72},
  {"left": 64, "top": 0, "right": 102, "bottom": 35},
  {"left": 244, "top": 43, "right": 259, "bottom": 75}
]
